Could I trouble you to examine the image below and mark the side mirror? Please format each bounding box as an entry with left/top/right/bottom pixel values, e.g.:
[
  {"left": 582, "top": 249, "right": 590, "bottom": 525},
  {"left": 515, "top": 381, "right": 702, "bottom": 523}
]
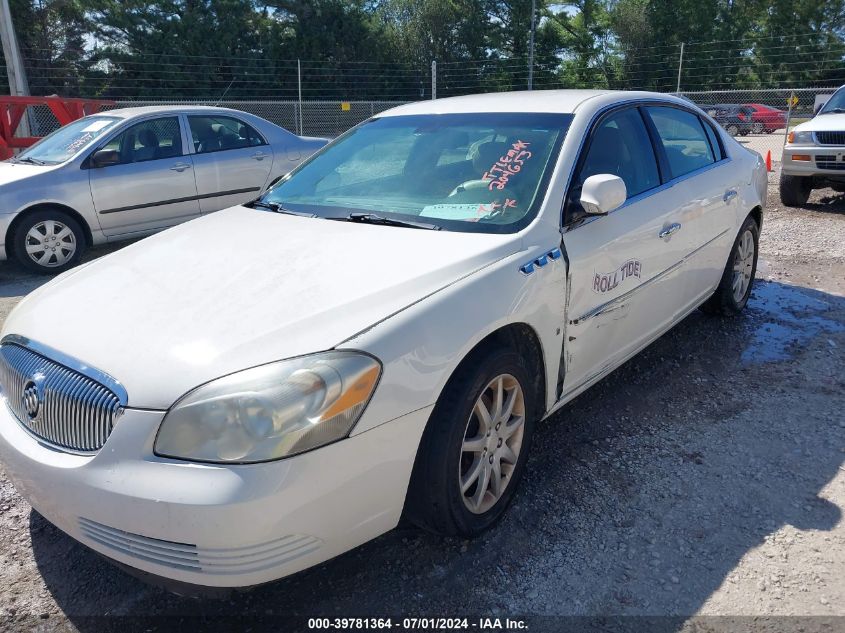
[
  {"left": 90, "top": 149, "right": 120, "bottom": 168},
  {"left": 579, "top": 174, "right": 627, "bottom": 215}
]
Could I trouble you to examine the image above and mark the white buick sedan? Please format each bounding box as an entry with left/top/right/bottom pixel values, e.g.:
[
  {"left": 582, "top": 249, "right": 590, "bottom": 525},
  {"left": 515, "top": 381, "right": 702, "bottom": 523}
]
[{"left": 0, "top": 91, "right": 766, "bottom": 589}]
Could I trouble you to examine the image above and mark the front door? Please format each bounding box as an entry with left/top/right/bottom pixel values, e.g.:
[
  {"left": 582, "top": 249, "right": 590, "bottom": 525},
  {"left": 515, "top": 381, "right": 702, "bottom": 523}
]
[
  {"left": 560, "top": 106, "right": 691, "bottom": 394},
  {"left": 89, "top": 116, "right": 201, "bottom": 237},
  {"left": 186, "top": 114, "right": 274, "bottom": 213}
]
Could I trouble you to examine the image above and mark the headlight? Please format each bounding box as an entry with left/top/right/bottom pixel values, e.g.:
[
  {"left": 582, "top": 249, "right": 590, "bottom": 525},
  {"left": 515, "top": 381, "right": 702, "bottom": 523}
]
[
  {"left": 787, "top": 130, "right": 814, "bottom": 145},
  {"left": 155, "top": 352, "right": 381, "bottom": 463}
]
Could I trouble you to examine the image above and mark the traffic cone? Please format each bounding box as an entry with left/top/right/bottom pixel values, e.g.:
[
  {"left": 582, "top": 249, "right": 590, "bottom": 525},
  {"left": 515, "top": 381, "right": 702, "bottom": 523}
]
[{"left": 765, "top": 150, "right": 772, "bottom": 172}]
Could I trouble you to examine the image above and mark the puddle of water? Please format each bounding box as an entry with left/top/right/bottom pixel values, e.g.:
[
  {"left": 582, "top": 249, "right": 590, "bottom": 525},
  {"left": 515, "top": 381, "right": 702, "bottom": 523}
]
[{"left": 742, "top": 280, "right": 845, "bottom": 364}]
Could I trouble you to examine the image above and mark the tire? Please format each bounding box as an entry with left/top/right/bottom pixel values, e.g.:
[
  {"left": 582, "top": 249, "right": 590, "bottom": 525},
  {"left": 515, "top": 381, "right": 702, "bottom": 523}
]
[
  {"left": 726, "top": 124, "right": 739, "bottom": 136},
  {"left": 700, "top": 215, "right": 759, "bottom": 316},
  {"left": 12, "top": 209, "right": 86, "bottom": 274},
  {"left": 752, "top": 122, "right": 764, "bottom": 134},
  {"left": 779, "top": 173, "right": 812, "bottom": 207},
  {"left": 404, "top": 345, "right": 536, "bottom": 537}
]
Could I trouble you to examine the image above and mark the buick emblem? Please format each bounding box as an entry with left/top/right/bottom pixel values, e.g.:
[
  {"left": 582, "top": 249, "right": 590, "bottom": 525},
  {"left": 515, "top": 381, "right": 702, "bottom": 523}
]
[{"left": 21, "top": 380, "right": 41, "bottom": 421}]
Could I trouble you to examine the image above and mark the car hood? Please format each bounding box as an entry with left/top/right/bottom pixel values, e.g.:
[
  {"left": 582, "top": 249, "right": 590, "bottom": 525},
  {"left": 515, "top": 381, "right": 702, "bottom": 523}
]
[
  {"left": 0, "top": 161, "right": 52, "bottom": 187},
  {"left": 795, "top": 112, "right": 845, "bottom": 132},
  {"left": 3, "top": 206, "right": 520, "bottom": 409}
]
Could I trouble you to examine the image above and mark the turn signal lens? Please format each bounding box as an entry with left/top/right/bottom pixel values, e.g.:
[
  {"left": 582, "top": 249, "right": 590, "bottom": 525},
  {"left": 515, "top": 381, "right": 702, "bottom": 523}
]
[{"left": 791, "top": 154, "right": 811, "bottom": 161}]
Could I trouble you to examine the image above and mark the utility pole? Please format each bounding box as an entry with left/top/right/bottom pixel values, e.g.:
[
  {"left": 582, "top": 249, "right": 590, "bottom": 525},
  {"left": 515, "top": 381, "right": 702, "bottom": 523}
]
[
  {"left": 297, "top": 59, "right": 303, "bottom": 136},
  {"left": 0, "top": 0, "right": 29, "bottom": 137},
  {"left": 431, "top": 60, "right": 436, "bottom": 100},
  {"left": 675, "top": 42, "right": 685, "bottom": 94},
  {"left": 527, "top": 0, "right": 536, "bottom": 90},
  {"left": 0, "top": 0, "right": 28, "bottom": 96}
]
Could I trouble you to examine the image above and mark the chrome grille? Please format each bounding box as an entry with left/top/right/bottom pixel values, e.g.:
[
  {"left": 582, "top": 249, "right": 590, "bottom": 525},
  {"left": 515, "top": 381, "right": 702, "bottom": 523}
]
[
  {"left": 815, "top": 131, "right": 845, "bottom": 146},
  {"left": 0, "top": 341, "right": 124, "bottom": 452}
]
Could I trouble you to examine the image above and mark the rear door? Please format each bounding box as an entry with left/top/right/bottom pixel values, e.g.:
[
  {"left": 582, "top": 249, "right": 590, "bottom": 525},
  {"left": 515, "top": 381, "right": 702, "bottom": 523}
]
[
  {"left": 561, "top": 105, "right": 692, "bottom": 392},
  {"left": 89, "top": 116, "right": 201, "bottom": 237},
  {"left": 641, "top": 105, "right": 738, "bottom": 307},
  {"left": 186, "top": 114, "right": 274, "bottom": 213}
]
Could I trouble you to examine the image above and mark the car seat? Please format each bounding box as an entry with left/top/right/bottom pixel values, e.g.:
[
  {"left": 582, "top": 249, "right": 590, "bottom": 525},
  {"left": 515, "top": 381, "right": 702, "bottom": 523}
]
[{"left": 134, "top": 129, "right": 160, "bottom": 162}]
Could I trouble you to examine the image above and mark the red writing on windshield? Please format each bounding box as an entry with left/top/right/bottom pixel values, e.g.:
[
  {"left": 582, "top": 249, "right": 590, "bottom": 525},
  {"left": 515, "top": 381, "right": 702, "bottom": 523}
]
[
  {"left": 474, "top": 198, "right": 518, "bottom": 220},
  {"left": 482, "top": 141, "right": 532, "bottom": 191}
]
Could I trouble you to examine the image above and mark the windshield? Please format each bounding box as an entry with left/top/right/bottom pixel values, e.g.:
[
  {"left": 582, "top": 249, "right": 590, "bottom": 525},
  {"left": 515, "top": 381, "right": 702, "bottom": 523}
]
[
  {"left": 15, "top": 116, "right": 121, "bottom": 165},
  {"left": 262, "top": 112, "right": 573, "bottom": 233},
  {"left": 819, "top": 88, "right": 845, "bottom": 114}
]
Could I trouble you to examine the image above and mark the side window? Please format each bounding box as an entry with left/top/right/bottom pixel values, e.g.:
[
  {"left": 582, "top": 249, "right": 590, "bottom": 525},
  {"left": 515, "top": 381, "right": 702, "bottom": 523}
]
[
  {"left": 188, "top": 116, "right": 267, "bottom": 154},
  {"left": 701, "top": 119, "right": 724, "bottom": 161},
  {"left": 574, "top": 107, "right": 660, "bottom": 202},
  {"left": 103, "top": 117, "right": 183, "bottom": 165},
  {"left": 645, "top": 106, "right": 716, "bottom": 179}
]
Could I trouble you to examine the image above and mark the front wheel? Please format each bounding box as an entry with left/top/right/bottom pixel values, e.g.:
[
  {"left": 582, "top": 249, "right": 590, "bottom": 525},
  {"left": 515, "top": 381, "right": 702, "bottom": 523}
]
[
  {"left": 700, "top": 215, "right": 759, "bottom": 316},
  {"left": 12, "top": 210, "right": 86, "bottom": 274},
  {"left": 726, "top": 124, "right": 739, "bottom": 136},
  {"left": 779, "top": 173, "right": 812, "bottom": 207},
  {"left": 404, "top": 345, "right": 536, "bottom": 537},
  {"left": 752, "top": 122, "right": 764, "bottom": 134}
]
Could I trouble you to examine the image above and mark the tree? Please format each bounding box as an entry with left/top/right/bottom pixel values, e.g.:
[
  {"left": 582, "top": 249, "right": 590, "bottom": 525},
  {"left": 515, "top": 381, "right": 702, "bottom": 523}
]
[
  {"left": 9, "top": 0, "right": 90, "bottom": 96},
  {"left": 81, "top": 0, "right": 273, "bottom": 98}
]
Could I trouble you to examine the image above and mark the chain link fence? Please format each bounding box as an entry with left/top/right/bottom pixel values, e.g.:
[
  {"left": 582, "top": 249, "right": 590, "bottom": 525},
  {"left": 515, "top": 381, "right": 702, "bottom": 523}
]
[
  {"left": 23, "top": 99, "right": 409, "bottom": 140},
  {"left": 14, "top": 88, "right": 841, "bottom": 172}
]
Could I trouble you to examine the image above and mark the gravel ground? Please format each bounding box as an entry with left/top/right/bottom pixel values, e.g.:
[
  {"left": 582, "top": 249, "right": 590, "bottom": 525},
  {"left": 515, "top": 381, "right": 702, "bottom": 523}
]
[{"left": 0, "top": 170, "right": 843, "bottom": 631}]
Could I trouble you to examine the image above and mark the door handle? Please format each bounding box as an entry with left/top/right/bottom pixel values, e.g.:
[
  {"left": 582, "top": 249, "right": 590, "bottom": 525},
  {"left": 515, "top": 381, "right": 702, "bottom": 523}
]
[
  {"left": 170, "top": 162, "right": 191, "bottom": 172},
  {"left": 659, "top": 223, "right": 682, "bottom": 239},
  {"left": 251, "top": 151, "right": 267, "bottom": 161},
  {"left": 723, "top": 189, "right": 738, "bottom": 202}
]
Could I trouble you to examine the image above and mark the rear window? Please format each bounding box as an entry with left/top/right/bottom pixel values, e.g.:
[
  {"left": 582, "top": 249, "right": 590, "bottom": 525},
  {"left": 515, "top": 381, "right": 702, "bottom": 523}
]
[{"left": 645, "top": 106, "right": 715, "bottom": 179}]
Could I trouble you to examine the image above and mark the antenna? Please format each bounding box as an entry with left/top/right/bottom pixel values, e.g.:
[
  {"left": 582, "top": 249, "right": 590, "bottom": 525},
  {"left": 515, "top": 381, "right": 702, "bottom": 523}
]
[{"left": 214, "top": 78, "right": 236, "bottom": 106}]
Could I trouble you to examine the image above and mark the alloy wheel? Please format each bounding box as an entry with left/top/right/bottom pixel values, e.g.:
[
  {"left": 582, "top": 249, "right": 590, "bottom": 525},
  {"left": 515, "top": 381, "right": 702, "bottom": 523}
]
[
  {"left": 459, "top": 374, "right": 526, "bottom": 514},
  {"left": 25, "top": 220, "right": 76, "bottom": 268},
  {"left": 732, "top": 229, "right": 755, "bottom": 303}
]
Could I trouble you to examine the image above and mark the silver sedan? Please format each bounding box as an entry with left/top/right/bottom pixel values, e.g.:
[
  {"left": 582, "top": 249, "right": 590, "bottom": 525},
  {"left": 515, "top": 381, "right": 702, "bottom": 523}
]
[{"left": 0, "top": 106, "right": 328, "bottom": 273}]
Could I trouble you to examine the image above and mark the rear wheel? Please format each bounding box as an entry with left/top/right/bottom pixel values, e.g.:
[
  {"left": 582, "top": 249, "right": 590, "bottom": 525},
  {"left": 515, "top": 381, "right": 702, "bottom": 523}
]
[
  {"left": 726, "top": 124, "right": 739, "bottom": 136},
  {"left": 752, "top": 122, "right": 764, "bottom": 134},
  {"left": 12, "top": 209, "right": 86, "bottom": 274},
  {"left": 779, "top": 173, "right": 812, "bottom": 207},
  {"left": 404, "top": 345, "right": 536, "bottom": 537},
  {"left": 701, "top": 215, "right": 759, "bottom": 316}
]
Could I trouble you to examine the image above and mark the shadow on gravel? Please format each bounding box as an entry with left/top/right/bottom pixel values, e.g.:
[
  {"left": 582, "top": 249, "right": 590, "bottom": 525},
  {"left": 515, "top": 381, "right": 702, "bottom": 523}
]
[
  {"left": 27, "top": 281, "right": 845, "bottom": 629},
  {"left": 805, "top": 192, "right": 845, "bottom": 214}
]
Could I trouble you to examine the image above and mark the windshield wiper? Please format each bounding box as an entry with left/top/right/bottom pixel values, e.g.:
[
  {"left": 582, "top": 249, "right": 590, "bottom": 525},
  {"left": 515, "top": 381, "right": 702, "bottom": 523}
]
[
  {"left": 820, "top": 108, "right": 845, "bottom": 114},
  {"left": 11, "top": 156, "right": 46, "bottom": 165},
  {"left": 248, "top": 200, "right": 316, "bottom": 217},
  {"left": 339, "top": 212, "right": 441, "bottom": 231}
]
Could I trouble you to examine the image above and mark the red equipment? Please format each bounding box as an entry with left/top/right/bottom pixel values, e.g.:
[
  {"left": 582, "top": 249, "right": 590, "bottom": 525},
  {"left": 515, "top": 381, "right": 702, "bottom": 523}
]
[{"left": 0, "top": 96, "right": 115, "bottom": 160}]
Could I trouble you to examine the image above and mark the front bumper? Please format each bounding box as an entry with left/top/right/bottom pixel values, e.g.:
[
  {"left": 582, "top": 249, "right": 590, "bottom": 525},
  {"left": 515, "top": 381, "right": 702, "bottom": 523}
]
[
  {"left": 0, "top": 402, "right": 430, "bottom": 587},
  {"left": 782, "top": 145, "right": 845, "bottom": 178}
]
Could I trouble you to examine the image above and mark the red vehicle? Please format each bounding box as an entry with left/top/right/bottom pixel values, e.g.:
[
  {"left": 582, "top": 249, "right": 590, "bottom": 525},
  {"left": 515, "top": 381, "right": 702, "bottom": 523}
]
[{"left": 741, "top": 103, "right": 788, "bottom": 134}]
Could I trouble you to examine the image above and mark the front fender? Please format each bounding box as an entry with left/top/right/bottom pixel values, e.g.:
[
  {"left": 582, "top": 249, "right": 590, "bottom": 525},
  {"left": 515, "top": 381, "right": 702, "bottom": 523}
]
[{"left": 341, "top": 246, "right": 567, "bottom": 435}]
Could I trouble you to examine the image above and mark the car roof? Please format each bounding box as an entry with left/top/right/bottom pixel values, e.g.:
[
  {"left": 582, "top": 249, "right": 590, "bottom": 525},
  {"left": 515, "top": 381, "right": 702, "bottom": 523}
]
[
  {"left": 98, "top": 105, "right": 248, "bottom": 119},
  {"left": 376, "top": 89, "right": 684, "bottom": 117}
]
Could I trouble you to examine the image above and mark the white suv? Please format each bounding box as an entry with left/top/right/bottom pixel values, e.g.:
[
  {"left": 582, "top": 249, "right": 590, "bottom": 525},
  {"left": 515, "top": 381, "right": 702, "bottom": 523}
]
[{"left": 780, "top": 85, "right": 845, "bottom": 206}]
